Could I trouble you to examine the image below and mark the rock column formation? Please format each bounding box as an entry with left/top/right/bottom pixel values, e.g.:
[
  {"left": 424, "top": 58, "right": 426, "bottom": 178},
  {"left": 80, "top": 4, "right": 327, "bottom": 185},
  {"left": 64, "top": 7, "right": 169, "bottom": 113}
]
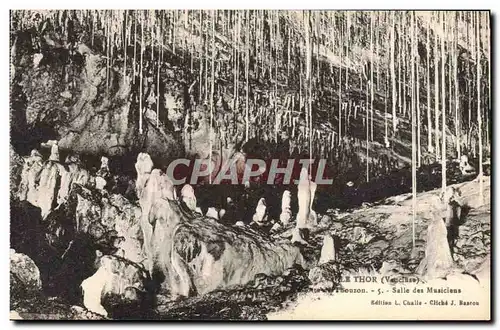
[
  {"left": 291, "top": 167, "right": 317, "bottom": 245},
  {"left": 134, "top": 153, "right": 306, "bottom": 298}
]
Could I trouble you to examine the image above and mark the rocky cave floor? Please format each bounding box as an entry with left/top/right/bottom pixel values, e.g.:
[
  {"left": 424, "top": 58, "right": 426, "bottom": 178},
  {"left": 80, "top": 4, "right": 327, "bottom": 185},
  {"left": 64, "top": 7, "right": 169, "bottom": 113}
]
[{"left": 10, "top": 152, "right": 490, "bottom": 321}]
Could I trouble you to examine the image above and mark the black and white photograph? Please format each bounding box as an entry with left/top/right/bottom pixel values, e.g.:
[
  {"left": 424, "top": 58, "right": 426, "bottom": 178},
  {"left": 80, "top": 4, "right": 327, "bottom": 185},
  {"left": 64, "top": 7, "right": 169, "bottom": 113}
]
[{"left": 8, "top": 9, "right": 491, "bottom": 320}]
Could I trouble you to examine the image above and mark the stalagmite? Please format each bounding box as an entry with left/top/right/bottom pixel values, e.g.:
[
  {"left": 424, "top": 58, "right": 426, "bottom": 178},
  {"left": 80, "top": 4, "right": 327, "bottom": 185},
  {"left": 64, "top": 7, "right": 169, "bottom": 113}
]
[
  {"left": 291, "top": 167, "right": 317, "bottom": 245},
  {"left": 206, "top": 207, "right": 219, "bottom": 220},
  {"left": 98, "top": 156, "right": 110, "bottom": 175},
  {"left": 95, "top": 156, "right": 110, "bottom": 190},
  {"left": 459, "top": 155, "right": 475, "bottom": 176},
  {"left": 416, "top": 214, "right": 454, "bottom": 279},
  {"left": 296, "top": 167, "right": 312, "bottom": 229},
  {"left": 47, "top": 140, "right": 60, "bottom": 162},
  {"left": 252, "top": 197, "right": 268, "bottom": 226},
  {"left": 180, "top": 184, "right": 197, "bottom": 212},
  {"left": 280, "top": 190, "right": 292, "bottom": 226},
  {"left": 319, "top": 234, "right": 336, "bottom": 265}
]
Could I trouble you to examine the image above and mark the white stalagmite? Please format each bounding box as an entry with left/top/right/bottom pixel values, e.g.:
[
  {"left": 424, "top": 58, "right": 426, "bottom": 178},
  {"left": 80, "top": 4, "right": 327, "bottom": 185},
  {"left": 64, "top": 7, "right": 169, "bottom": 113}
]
[
  {"left": 180, "top": 184, "right": 197, "bottom": 212},
  {"left": 95, "top": 177, "right": 107, "bottom": 191},
  {"left": 416, "top": 214, "right": 454, "bottom": 279},
  {"left": 291, "top": 167, "right": 317, "bottom": 245},
  {"left": 319, "top": 234, "right": 336, "bottom": 265},
  {"left": 296, "top": 167, "right": 312, "bottom": 229},
  {"left": 100, "top": 156, "right": 109, "bottom": 172},
  {"left": 280, "top": 190, "right": 292, "bottom": 226},
  {"left": 205, "top": 207, "right": 219, "bottom": 220},
  {"left": 49, "top": 140, "right": 59, "bottom": 162},
  {"left": 252, "top": 197, "right": 267, "bottom": 225}
]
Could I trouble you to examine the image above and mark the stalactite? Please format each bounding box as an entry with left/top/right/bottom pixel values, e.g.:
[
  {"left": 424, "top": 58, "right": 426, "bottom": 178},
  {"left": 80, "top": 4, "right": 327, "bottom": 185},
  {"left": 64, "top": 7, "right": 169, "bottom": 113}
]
[
  {"left": 426, "top": 17, "right": 432, "bottom": 153},
  {"left": 477, "top": 11, "right": 483, "bottom": 202},
  {"left": 365, "top": 12, "right": 372, "bottom": 182},
  {"left": 385, "top": 54, "right": 388, "bottom": 146},
  {"left": 106, "top": 10, "right": 110, "bottom": 94},
  {"left": 307, "top": 11, "right": 313, "bottom": 163},
  {"left": 398, "top": 14, "right": 402, "bottom": 116},
  {"left": 467, "top": 11, "right": 472, "bottom": 133},
  {"left": 375, "top": 12, "right": 379, "bottom": 92},
  {"left": 338, "top": 15, "right": 342, "bottom": 144},
  {"left": 416, "top": 24, "right": 421, "bottom": 168},
  {"left": 138, "top": 11, "right": 144, "bottom": 135},
  {"left": 434, "top": 12, "right": 440, "bottom": 161},
  {"left": 245, "top": 10, "right": 250, "bottom": 142},
  {"left": 441, "top": 11, "right": 446, "bottom": 194},
  {"left": 209, "top": 10, "right": 216, "bottom": 184},
  {"left": 133, "top": 14, "right": 137, "bottom": 78},
  {"left": 123, "top": 11, "right": 128, "bottom": 84},
  {"left": 391, "top": 11, "right": 397, "bottom": 134},
  {"left": 454, "top": 12, "right": 460, "bottom": 159},
  {"left": 287, "top": 23, "right": 291, "bottom": 82},
  {"left": 173, "top": 10, "right": 176, "bottom": 54},
  {"left": 485, "top": 13, "right": 491, "bottom": 153},
  {"left": 236, "top": 11, "right": 240, "bottom": 113},
  {"left": 402, "top": 13, "right": 407, "bottom": 119},
  {"left": 204, "top": 12, "right": 209, "bottom": 104},
  {"left": 275, "top": 10, "right": 280, "bottom": 144},
  {"left": 156, "top": 12, "right": 162, "bottom": 128},
  {"left": 345, "top": 12, "right": 350, "bottom": 92},
  {"left": 411, "top": 10, "right": 417, "bottom": 249},
  {"left": 370, "top": 12, "right": 374, "bottom": 142}
]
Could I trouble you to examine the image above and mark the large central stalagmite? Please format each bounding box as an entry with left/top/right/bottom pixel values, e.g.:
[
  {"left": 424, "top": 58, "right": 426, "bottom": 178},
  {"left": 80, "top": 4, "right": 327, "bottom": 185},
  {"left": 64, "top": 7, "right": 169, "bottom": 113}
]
[{"left": 134, "top": 153, "right": 306, "bottom": 298}]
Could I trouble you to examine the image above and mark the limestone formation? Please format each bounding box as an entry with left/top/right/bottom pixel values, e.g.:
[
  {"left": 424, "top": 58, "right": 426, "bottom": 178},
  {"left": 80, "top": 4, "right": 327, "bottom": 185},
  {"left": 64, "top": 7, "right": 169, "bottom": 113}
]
[
  {"left": 308, "top": 261, "right": 341, "bottom": 292},
  {"left": 18, "top": 150, "right": 93, "bottom": 219},
  {"left": 252, "top": 198, "right": 268, "bottom": 225},
  {"left": 440, "top": 186, "right": 467, "bottom": 253},
  {"left": 291, "top": 227, "right": 308, "bottom": 246},
  {"left": 291, "top": 167, "right": 317, "bottom": 245},
  {"left": 206, "top": 207, "right": 219, "bottom": 219},
  {"left": 279, "top": 190, "right": 292, "bottom": 226},
  {"left": 416, "top": 216, "right": 454, "bottom": 279},
  {"left": 81, "top": 255, "right": 150, "bottom": 317},
  {"left": 318, "top": 234, "right": 336, "bottom": 265},
  {"left": 97, "top": 156, "right": 110, "bottom": 181},
  {"left": 49, "top": 140, "right": 60, "bottom": 162},
  {"left": 270, "top": 222, "right": 282, "bottom": 234},
  {"left": 296, "top": 167, "right": 317, "bottom": 229},
  {"left": 135, "top": 153, "right": 305, "bottom": 298},
  {"left": 95, "top": 177, "right": 107, "bottom": 191},
  {"left": 180, "top": 184, "right": 197, "bottom": 212},
  {"left": 18, "top": 149, "right": 44, "bottom": 205},
  {"left": 135, "top": 153, "right": 176, "bottom": 273},
  {"left": 459, "top": 155, "right": 475, "bottom": 176},
  {"left": 10, "top": 249, "right": 42, "bottom": 300}
]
